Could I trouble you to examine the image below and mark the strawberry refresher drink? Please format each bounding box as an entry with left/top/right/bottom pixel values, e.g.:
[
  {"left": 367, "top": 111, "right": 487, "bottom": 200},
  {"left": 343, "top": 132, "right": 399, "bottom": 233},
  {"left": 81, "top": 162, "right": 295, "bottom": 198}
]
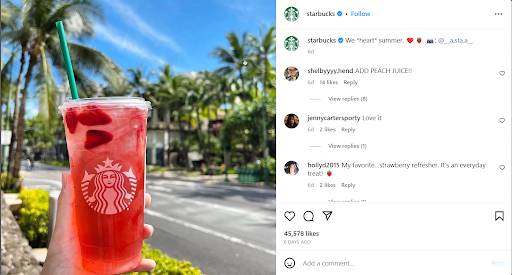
[{"left": 59, "top": 97, "right": 151, "bottom": 274}]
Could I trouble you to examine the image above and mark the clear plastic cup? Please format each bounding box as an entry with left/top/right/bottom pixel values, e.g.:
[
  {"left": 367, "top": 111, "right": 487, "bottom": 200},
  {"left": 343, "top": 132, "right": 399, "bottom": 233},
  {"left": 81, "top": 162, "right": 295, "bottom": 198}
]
[{"left": 59, "top": 97, "right": 151, "bottom": 274}]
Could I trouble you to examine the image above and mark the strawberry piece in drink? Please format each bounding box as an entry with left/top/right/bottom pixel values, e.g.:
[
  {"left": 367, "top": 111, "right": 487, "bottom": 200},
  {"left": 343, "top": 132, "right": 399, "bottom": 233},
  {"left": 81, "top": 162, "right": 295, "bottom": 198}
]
[
  {"left": 65, "top": 107, "right": 79, "bottom": 133},
  {"left": 84, "top": 130, "right": 113, "bottom": 149},
  {"left": 78, "top": 106, "right": 112, "bottom": 126}
]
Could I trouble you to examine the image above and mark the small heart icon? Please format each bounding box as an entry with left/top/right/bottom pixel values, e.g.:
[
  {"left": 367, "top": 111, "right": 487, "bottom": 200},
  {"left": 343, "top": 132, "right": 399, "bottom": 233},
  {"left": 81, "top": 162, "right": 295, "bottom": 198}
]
[
  {"left": 284, "top": 211, "right": 295, "bottom": 221},
  {"left": 499, "top": 165, "right": 505, "bottom": 170},
  {"left": 500, "top": 118, "right": 505, "bottom": 123},
  {"left": 499, "top": 71, "right": 505, "bottom": 76},
  {"left": 407, "top": 38, "right": 413, "bottom": 43}
]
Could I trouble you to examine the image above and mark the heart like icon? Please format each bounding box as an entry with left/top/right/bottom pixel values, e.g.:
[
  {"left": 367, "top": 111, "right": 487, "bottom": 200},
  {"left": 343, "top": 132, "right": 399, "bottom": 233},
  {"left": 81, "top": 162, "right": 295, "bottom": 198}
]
[
  {"left": 499, "top": 165, "right": 505, "bottom": 170},
  {"left": 284, "top": 211, "right": 295, "bottom": 221},
  {"left": 407, "top": 38, "right": 413, "bottom": 43},
  {"left": 417, "top": 37, "right": 422, "bottom": 43},
  {"left": 499, "top": 118, "right": 505, "bottom": 123},
  {"left": 499, "top": 71, "right": 505, "bottom": 76}
]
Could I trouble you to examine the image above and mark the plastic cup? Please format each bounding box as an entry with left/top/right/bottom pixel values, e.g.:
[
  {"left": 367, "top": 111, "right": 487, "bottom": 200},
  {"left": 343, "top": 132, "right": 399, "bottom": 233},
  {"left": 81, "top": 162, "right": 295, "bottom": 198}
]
[{"left": 58, "top": 97, "right": 151, "bottom": 274}]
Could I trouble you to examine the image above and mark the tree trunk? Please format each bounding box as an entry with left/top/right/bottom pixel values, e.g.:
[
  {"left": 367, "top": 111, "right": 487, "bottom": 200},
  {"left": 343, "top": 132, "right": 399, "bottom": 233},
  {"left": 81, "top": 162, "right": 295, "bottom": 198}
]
[
  {"left": 239, "top": 68, "right": 245, "bottom": 102},
  {"left": 177, "top": 113, "right": 186, "bottom": 167},
  {"left": 165, "top": 110, "right": 171, "bottom": 168},
  {"left": 13, "top": 55, "right": 37, "bottom": 178},
  {"left": 206, "top": 107, "right": 211, "bottom": 166},
  {"left": 186, "top": 117, "right": 193, "bottom": 170},
  {"left": 8, "top": 48, "right": 26, "bottom": 175},
  {"left": 196, "top": 108, "right": 201, "bottom": 135},
  {"left": 222, "top": 91, "right": 229, "bottom": 116},
  {"left": 261, "top": 59, "right": 269, "bottom": 184}
]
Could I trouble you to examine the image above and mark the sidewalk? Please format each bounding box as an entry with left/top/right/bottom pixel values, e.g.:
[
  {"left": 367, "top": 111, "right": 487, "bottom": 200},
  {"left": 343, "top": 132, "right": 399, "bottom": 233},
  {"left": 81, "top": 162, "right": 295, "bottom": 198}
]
[{"left": 146, "top": 170, "right": 276, "bottom": 189}]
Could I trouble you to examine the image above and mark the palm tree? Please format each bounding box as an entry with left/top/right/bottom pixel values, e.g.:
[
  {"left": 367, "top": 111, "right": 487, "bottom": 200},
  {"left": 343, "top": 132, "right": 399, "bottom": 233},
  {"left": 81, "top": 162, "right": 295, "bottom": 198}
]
[
  {"left": 128, "top": 67, "right": 148, "bottom": 97},
  {"left": 214, "top": 73, "right": 238, "bottom": 115},
  {"left": 201, "top": 72, "right": 223, "bottom": 166},
  {"left": 151, "top": 65, "right": 178, "bottom": 166},
  {"left": 182, "top": 71, "right": 216, "bottom": 166},
  {"left": 1, "top": 0, "right": 29, "bottom": 175},
  {"left": 2, "top": 0, "right": 120, "bottom": 178},
  {"left": 184, "top": 72, "right": 208, "bottom": 135},
  {"left": 211, "top": 32, "right": 251, "bottom": 102},
  {"left": 1, "top": 49, "right": 18, "bottom": 169},
  {"left": 249, "top": 25, "right": 276, "bottom": 185},
  {"left": 250, "top": 25, "right": 276, "bottom": 98},
  {"left": 102, "top": 74, "right": 131, "bottom": 96}
]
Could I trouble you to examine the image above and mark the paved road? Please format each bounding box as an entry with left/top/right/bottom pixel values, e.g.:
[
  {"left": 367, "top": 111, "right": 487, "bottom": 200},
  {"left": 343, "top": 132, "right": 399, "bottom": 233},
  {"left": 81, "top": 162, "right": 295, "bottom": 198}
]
[{"left": 21, "top": 163, "right": 276, "bottom": 275}]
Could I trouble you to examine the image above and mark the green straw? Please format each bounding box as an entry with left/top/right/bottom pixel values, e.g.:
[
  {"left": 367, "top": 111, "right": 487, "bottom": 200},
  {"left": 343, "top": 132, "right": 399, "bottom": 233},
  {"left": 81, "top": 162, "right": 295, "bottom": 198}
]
[{"left": 55, "top": 21, "right": 79, "bottom": 99}]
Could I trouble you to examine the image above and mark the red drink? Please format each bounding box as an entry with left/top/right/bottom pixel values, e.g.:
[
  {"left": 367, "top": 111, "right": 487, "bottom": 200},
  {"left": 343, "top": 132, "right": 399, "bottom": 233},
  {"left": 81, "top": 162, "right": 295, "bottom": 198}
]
[{"left": 59, "top": 97, "right": 151, "bottom": 274}]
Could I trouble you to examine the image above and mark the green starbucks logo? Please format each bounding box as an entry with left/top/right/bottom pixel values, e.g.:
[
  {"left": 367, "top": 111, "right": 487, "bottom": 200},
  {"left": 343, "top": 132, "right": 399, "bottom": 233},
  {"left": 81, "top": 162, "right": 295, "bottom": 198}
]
[
  {"left": 284, "top": 7, "right": 299, "bottom": 22},
  {"left": 284, "top": 36, "right": 299, "bottom": 51}
]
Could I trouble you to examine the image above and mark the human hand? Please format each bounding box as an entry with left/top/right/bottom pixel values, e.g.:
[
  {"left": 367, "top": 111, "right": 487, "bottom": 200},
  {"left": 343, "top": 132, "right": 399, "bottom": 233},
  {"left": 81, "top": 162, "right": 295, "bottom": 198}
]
[{"left": 41, "top": 173, "right": 156, "bottom": 275}]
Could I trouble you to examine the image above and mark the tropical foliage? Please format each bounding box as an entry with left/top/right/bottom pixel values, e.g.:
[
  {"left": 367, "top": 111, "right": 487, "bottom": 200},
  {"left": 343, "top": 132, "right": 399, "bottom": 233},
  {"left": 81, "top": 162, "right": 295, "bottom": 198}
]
[
  {"left": 124, "top": 242, "right": 203, "bottom": 275},
  {"left": 1, "top": 0, "right": 120, "bottom": 177},
  {"left": 17, "top": 189, "right": 49, "bottom": 248},
  {"left": 1, "top": 0, "right": 276, "bottom": 176}
]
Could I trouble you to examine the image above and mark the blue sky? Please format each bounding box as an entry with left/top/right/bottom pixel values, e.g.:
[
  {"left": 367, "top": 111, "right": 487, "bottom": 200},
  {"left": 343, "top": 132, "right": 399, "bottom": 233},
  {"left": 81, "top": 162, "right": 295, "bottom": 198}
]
[
  {"left": 88, "top": 0, "right": 275, "bottom": 74},
  {"left": 3, "top": 0, "right": 275, "bottom": 117}
]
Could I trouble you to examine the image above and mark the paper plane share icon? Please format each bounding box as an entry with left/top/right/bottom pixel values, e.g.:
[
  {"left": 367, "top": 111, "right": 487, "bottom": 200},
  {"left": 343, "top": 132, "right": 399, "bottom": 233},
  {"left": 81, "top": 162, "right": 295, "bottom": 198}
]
[{"left": 323, "top": 211, "right": 333, "bottom": 221}]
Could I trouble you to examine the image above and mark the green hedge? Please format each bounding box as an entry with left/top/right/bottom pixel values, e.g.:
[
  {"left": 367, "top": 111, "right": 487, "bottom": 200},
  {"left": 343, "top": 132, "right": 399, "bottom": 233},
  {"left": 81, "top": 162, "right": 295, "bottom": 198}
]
[
  {"left": 242, "top": 157, "right": 276, "bottom": 183},
  {"left": 1, "top": 172, "right": 23, "bottom": 193},
  {"left": 17, "top": 189, "right": 49, "bottom": 248},
  {"left": 124, "top": 243, "right": 203, "bottom": 275}
]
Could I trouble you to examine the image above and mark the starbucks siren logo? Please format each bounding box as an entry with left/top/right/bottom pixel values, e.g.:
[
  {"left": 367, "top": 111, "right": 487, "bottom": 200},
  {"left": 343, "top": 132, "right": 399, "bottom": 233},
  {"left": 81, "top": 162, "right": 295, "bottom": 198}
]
[
  {"left": 284, "top": 7, "right": 299, "bottom": 22},
  {"left": 284, "top": 36, "right": 299, "bottom": 51},
  {"left": 81, "top": 157, "right": 137, "bottom": 215}
]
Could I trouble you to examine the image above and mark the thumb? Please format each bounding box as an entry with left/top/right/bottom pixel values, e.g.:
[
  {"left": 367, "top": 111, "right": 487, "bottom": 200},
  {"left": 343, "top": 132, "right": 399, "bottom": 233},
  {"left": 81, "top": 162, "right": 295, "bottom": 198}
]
[{"left": 54, "top": 172, "right": 75, "bottom": 233}]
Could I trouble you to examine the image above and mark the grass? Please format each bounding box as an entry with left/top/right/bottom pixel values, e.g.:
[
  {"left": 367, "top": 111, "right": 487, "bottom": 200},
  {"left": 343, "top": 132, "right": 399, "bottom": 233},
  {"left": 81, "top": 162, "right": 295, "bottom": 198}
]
[
  {"left": 147, "top": 166, "right": 238, "bottom": 176},
  {"left": 146, "top": 166, "right": 169, "bottom": 173},
  {"left": 3, "top": 188, "right": 20, "bottom": 193},
  {"left": 39, "top": 160, "right": 69, "bottom": 167}
]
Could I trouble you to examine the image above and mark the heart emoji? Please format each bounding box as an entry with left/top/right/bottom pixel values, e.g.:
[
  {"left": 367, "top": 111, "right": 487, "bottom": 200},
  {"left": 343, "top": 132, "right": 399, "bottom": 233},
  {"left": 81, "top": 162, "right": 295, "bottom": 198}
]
[
  {"left": 407, "top": 38, "right": 413, "bottom": 43},
  {"left": 417, "top": 37, "right": 422, "bottom": 43},
  {"left": 284, "top": 211, "right": 295, "bottom": 221},
  {"left": 327, "top": 170, "right": 332, "bottom": 177},
  {"left": 499, "top": 165, "right": 505, "bottom": 170},
  {"left": 499, "top": 71, "right": 505, "bottom": 76},
  {"left": 499, "top": 118, "right": 505, "bottom": 123}
]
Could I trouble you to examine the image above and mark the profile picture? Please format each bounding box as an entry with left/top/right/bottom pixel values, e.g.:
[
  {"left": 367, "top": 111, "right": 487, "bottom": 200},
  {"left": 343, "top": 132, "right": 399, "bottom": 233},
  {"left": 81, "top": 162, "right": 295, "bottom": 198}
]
[
  {"left": 284, "top": 66, "right": 299, "bottom": 81},
  {"left": 284, "top": 114, "right": 299, "bottom": 128},
  {"left": 284, "top": 161, "right": 299, "bottom": 176},
  {"left": 284, "top": 7, "right": 299, "bottom": 22},
  {"left": 284, "top": 36, "right": 299, "bottom": 51}
]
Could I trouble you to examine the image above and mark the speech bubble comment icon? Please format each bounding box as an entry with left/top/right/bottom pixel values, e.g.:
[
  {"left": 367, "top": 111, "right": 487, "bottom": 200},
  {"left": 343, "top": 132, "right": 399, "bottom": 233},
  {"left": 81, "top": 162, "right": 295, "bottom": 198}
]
[{"left": 303, "top": 211, "right": 314, "bottom": 222}]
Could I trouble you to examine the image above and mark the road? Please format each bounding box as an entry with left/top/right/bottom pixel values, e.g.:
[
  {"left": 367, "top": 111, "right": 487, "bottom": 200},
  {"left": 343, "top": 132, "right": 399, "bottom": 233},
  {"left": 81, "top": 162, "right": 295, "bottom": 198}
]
[{"left": 21, "top": 163, "right": 276, "bottom": 275}]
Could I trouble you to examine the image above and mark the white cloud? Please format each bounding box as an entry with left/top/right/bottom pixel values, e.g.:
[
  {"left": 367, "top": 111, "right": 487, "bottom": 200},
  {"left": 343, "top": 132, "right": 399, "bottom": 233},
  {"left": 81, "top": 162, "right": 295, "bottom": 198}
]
[
  {"left": 94, "top": 24, "right": 166, "bottom": 66},
  {"left": 103, "top": 0, "right": 182, "bottom": 53}
]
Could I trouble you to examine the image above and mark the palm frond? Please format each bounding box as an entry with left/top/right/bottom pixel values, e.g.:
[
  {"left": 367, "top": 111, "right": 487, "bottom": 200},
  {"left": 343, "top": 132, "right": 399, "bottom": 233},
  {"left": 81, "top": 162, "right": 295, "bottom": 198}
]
[
  {"left": 42, "top": 0, "right": 105, "bottom": 40},
  {"left": 34, "top": 46, "right": 57, "bottom": 122},
  {"left": 1, "top": 28, "right": 30, "bottom": 45},
  {"left": 1, "top": 49, "right": 18, "bottom": 104},
  {"left": 47, "top": 37, "right": 120, "bottom": 80},
  {"left": 1, "top": 0, "right": 22, "bottom": 31}
]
